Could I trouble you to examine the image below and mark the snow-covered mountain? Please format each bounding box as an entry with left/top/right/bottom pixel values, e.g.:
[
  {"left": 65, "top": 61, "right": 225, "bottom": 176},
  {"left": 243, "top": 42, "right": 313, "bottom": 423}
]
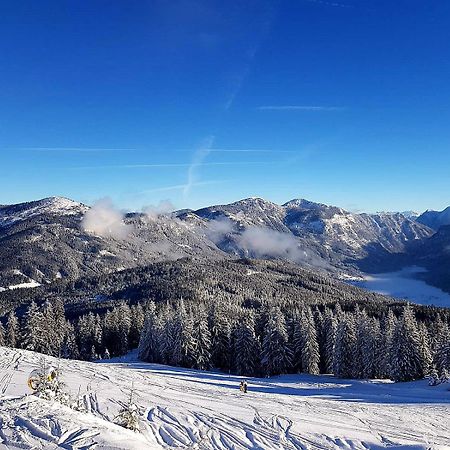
[
  {"left": 185, "top": 197, "right": 433, "bottom": 271},
  {"left": 0, "top": 196, "right": 436, "bottom": 290},
  {"left": 0, "top": 197, "right": 226, "bottom": 289},
  {"left": 0, "top": 197, "right": 87, "bottom": 228},
  {"left": 1, "top": 346, "right": 449, "bottom": 449},
  {"left": 417, "top": 206, "right": 450, "bottom": 230}
]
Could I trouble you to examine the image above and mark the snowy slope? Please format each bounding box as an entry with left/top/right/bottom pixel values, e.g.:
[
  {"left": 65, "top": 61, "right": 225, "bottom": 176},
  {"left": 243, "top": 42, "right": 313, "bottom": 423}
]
[{"left": 1, "top": 347, "right": 450, "bottom": 450}]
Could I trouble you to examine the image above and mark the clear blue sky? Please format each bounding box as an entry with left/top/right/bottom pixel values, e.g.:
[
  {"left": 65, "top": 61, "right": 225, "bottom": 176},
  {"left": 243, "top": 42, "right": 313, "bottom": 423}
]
[{"left": 1, "top": 0, "right": 450, "bottom": 213}]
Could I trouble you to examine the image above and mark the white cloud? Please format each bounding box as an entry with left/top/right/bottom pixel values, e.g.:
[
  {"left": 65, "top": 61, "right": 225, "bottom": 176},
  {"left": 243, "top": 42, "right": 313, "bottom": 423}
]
[
  {"left": 82, "top": 198, "right": 132, "bottom": 239},
  {"left": 143, "top": 200, "right": 175, "bottom": 219},
  {"left": 205, "top": 218, "right": 330, "bottom": 268}
]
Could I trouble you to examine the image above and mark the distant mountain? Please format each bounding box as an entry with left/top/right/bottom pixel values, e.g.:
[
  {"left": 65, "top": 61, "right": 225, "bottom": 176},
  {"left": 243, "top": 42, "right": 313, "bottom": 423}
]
[
  {"left": 0, "top": 197, "right": 226, "bottom": 290},
  {"left": 407, "top": 224, "right": 450, "bottom": 293},
  {"left": 185, "top": 197, "right": 433, "bottom": 271},
  {"left": 416, "top": 206, "right": 450, "bottom": 230},
  {"left": 0, "top": 195, "right": 436, "bottom": 291}
]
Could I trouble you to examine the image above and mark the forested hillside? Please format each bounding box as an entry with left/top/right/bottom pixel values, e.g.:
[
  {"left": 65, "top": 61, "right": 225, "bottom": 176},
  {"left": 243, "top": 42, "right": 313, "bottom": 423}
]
[{"left": 1, "top": 258, "right": 449, "bottom": 383}]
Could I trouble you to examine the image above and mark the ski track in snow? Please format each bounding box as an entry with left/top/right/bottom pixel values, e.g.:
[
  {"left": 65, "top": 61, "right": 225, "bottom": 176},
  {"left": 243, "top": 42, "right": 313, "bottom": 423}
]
[{"left": 0, "top": 347, "right": 450, "bottom": 449}]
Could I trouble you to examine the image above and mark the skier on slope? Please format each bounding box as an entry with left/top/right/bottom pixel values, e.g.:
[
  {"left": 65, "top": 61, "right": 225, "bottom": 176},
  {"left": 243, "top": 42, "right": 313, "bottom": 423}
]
[{"left": 243, "top": 380, "right": 248, "bottom": 393}]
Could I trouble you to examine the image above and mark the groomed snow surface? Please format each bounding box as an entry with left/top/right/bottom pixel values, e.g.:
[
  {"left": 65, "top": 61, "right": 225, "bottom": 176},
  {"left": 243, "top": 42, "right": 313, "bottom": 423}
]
[{"left": 1, "top": 347, "right": 449, "bottom": 450}]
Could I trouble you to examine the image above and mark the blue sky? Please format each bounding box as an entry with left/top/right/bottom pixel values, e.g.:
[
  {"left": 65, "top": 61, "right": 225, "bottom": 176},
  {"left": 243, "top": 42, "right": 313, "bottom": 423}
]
[{"left": 1, "top": 0, "right": 450, "bottom": 213}]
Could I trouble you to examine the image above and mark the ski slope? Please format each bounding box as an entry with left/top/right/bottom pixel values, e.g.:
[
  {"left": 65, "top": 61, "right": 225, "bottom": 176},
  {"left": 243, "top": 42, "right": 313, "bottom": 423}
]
[{"left": 0, "top": 347, "right": 449, "bottom": 450}]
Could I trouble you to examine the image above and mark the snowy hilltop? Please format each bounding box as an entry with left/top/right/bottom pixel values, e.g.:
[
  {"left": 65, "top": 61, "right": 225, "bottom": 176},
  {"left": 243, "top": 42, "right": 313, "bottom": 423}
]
[{"left": 1, "top": 346, "right": 450, "bottom": 449}]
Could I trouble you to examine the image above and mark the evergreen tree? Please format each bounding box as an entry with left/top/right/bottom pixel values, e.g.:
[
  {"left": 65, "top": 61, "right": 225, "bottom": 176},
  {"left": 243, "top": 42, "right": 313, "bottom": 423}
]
[
  {"left": 261, "top": 307, "right": 292, "bottom": 376},
  {"left": 300, "top": 308, "right": 320, "bottom": 375},
  {"left": 61, "top": 322, "right": 80, "bottom": 359},
  {"left": 233, "top": 312, "right": 260, "bottom": 376},
  {"left": 138, "top": 302, "right": 161, "bottom": 363},
  {"left": 21, "top": 301, "right": 45, "bottom": 352},
  {"left": 379, "top": 309, "right": 396, "bottom": 378},
  {"left": 191, "top": 309, "right": 211, "bottom": 370},
  {"left": 323, "top": 308, "right": 337, "bottom": 374},
  {"left": 333, "top": 314, "right": 357, "bottom": 378},
  {"left": 390, "top": 306, "right": 425, "bottom": 382},
  {"left": 435, "top": 325, "right": 450, "bottom": 374},
  {"left": 129, "top": 303, "right": 145, "bottom": 348},
  {"left": 6, "top": 311, "right": 19, "bottom": 348},
  {"left": 209, "top": 304, "right": 232, "bottom": 371},
  {"left": 0, "top": 322, "right": 5, "bottom": 346},
  {"left": 418, "top": 322, "right": 432, "bottom": 376}
]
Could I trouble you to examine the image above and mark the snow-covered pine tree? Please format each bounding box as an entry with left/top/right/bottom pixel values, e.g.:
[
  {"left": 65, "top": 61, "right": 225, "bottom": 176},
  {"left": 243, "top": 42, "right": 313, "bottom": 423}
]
[
  {"left": 261, "top": 307, "right": 292, "bottom": 376},
  {"left": 435, "top": 324, "right": 450, "bottom": 374},
  {"left": 21, "top": 301, "right": 45, "bottom": 352},
  {"left": 291, "top": 312, "right": 303, "bottom": 373},
  {"left": 390, "top": 305, "right": 425, "bottom": 382},
  {"left": 323, "top": 308, "right": 337, "bottom": 374},
  {"left": 361, "top": 317, "right": 381, "bottom": 379},
  {"left": 115, "top": 383, "right": 141, "bottom": 432},
  {"left": 116, "top": 303, "right": 132, "bottom": 355},
  {"left": 209, "top": 304, "right": 232, "bottom": 371},
  {"left": 313, "top": 308, "right": 327, "bottom": 373},
  {"left": 418, "top": 322, "right": 432, "bottom": 377},
  {"left": 138, "top": 302, "right": 162, "bottom": 363},
  {"left": 180, "top": 311, "right": 196, "bottom": 367},
  {"left": 333, "top": 313, "right": 357, "bottom": 378},
  {"left": 41, "top": 301, "right": 58, "bottom": 356},
  {"left": 300, "top": 308, "right": 320, "bottom": 375},
  {"left": 93, "top": 314, "right": 103, "bottom": 355},
  {"left": 191, "top": 308, "right": 211, "bottom": 370},
  {"left": 378, "top": 309, "right": 396, "bottom": 378},
  {"left": 6, "top": 311, "right": 19, "bottom": 348},
  {"left": 61, "top": 322, "right": 80, "bottom": 360},
  {"left": 129, "top": 303, "right": 145, "bottom": 348},
  {"left": 354, "top": 307, "right": 368, "bottom": 378},
  {"left": 0, "top": 322, "right": 5, "bottom": 346},
  {"left": 52, "top": 298, "right": 68, "bottom": 354},
  {"left": 158, "top": 305, "right": 175, "bottom": 365},
  {"left": 233, "top": 311, "right": 261, "bottom": 376}
]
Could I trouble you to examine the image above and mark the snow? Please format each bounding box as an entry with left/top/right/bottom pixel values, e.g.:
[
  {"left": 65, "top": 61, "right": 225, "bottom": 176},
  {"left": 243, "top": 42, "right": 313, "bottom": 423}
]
[
  {"left": 6, "top": 280, "right": 41, "bottom": 290},
  {"left": 1, "top": 347, "right": 450, "bottom": 449},
  {"left": 0, "top": 197, "right": 87, "bottom": 228},
  {"left": 352, "top": 266, "right": 450, "bottom": 307}
]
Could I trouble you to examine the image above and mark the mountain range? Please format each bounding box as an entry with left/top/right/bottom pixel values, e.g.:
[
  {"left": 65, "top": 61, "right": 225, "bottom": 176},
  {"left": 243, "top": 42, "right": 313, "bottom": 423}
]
[{"left": 2, "top": 196, "right": 449, "bottom": 296}]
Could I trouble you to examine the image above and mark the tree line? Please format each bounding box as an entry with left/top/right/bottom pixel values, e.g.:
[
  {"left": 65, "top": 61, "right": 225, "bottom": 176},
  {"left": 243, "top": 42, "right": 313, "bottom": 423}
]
[{"left": 138, "top": 299, "right": 449, "bottom": 382}]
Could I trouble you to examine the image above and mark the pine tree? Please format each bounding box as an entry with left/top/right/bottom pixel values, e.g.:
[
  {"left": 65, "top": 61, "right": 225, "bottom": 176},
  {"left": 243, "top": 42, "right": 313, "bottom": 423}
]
[
  {"left": 61, "top": 322, "right": 80, "bottom": 359},
  {"left": 209, "top": 304, "right": 232, "bottom": 371},
  {"left": 378, "top": 309, "right": 396, "bottom": 378},
  {"left": 0, "top": 322, "right": 5, "bottom": 346},
  {"left": 21, "top": 301, "right": 45, "bottom": 352},
  {"left": 291, "top": 314, "right": 303, "bottom": 373},
  {"left": 129, "top": 304, "right": 145, "bottom": 348},
  {"left": 418, "top": 322, "right": 432, "bottom": 376},
  {"left": 261, "top": 307, "right": 292, "bottom": 376},
  {"left": 233, "top": 312, "right": 260, "bottom": 376},
  {"left": 138, "top": 302, "right": 161, "bottom": 363},
  {"left": 333, "top": 314, "right": 357, "bottom": 378},
  {"left": 191, "top": 309, "right": 211, "bottom": 370},
  {"left": 6, "top": 311, "right": 19, "bottom": 348},
  {"left": 435, "top": 325, "right": 450, "bottom": 374},
  {"left": 323, "top": 308, "right": 337, "bottom": 374},
  {"left": 300, "top": 308, "right": 320, "bottom": 375},
  {"left": 390, "top": 306, "right": 425, "bottom": 382}
]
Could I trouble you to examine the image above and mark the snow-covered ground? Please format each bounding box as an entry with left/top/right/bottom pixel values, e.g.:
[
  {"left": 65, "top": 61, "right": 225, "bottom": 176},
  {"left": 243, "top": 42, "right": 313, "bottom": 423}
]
[
  {"left": 351, "top": 266, "right": 450, "bottom": 307},
  {"left": 1, "top": 347, "right": 450, "bottom": 449}
]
